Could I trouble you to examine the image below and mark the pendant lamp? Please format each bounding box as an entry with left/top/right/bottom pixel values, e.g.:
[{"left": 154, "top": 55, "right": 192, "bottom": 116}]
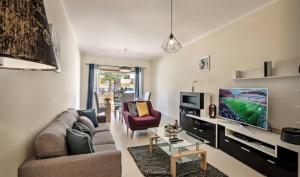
[{"left": 161, "top": 0, "right": 182, "bottom": 53}]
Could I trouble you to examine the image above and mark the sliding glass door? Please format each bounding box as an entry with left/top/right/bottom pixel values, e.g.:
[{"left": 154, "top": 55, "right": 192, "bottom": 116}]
[{"left": 96, "top": 66, "right": 136, "bottom": 111}]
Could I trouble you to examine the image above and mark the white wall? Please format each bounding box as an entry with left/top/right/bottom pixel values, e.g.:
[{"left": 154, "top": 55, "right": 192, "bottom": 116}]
[
  {"left": 80, "top": 53, "right": 152, "bottom": 109},
  {"left": 152, "top": 0, "right": 300, "bottom": 129},
  {"left": 0, "top": 0, "right": 81, "bottom": 176}
]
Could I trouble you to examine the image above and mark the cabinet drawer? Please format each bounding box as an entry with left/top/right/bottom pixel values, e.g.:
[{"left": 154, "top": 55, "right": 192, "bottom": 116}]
[
  {"left": 235, "top": 144, "right": 267, "bottom": 174},
  {"left": 219, "top": 136, "right": 233, "bottom": 156}
]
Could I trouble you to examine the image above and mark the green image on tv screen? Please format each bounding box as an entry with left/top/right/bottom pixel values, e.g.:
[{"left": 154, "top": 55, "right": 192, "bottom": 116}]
[{"left": 219, "top": 88, "right": 268, "bottom": 129}]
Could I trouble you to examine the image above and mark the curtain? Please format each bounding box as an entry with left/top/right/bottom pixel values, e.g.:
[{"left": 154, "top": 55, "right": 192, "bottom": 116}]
[
  {"left": 87, "top": 64, "right": 96, "bottom": 109},
  {"left": 135, "top": 67, "right": 142, "bottom": 98}
]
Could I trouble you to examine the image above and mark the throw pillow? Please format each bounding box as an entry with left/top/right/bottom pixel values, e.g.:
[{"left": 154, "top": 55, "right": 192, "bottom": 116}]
[
  {"left": 78, "top": 109, "right": 98, "bottom": 127},
  {"left": 128, "top": 103, "right": 138, "bottom": 116},
  {"left": 78, "top": 116, "right": 95, "bottom": 135},
  {"left": 136, "top": 102, "right": 149, "bottom": 117},
  {"left": 66, "top": 128, "right": 94, "bottom": 155},
  {"left": 72, "top": 121, "right": 91, "bottom": 137}
]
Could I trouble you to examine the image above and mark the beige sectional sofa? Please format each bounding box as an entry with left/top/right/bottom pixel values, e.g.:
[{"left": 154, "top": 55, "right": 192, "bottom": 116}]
[{"left": 18, "top": 108, "right": 121, "bottom": 177}]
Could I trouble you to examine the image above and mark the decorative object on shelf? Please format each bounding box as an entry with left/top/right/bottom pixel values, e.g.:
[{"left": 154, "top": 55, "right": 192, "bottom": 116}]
[
  {"left": 264, "top": 61, "right": 272, "bottom": 77},
  {"left": 49, "top": 24, "right": 61, "bottom": 73},
  {"left": 209, "top": 104, "right": 217, "bottom": 118},
  {"left": 161, "top": 0, "right": 182, "bottom": 53},
  {"left": 0, "top": 0, "right": 58, "bottom": 71},
  {"left": 191, "top": 80, "right": 198, "bottom": 92},
  {"left": 199, "top": 56, "right": 210, "bottom": 71},
  {"left": 233, "top": 71, "right": 242, "bottom": 79},
  {"left": 280, "top": 127, "right": 300, "bottom": 145}
]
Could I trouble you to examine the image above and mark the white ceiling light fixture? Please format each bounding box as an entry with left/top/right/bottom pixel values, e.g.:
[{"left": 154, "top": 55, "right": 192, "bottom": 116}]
[
  {"left": 161, "top": 0, "right": 182, "bottom": 53},
  {"left": 119, "top": 66, "right": 132, "bottom": 73}
]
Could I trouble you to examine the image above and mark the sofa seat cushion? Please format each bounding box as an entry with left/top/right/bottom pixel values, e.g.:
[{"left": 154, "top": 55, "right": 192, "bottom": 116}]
[
  {"left": 94, "top": 123, "right": 110, "bottom": 133},
  {"left": 132, "top": 115, "right": 156, "bottom": 126},
  {"left": 94, "top": 144, "right": 116, "bottom": 152},
  {"left": 92, "top": 131, "right": 115, "bottom": 145}
]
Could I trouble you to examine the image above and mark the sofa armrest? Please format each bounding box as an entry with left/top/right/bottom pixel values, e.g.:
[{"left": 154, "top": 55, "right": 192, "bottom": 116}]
[
  {"left": 19, "top": 150, "right": 121, "bottom": 177},
  {"left": 150, "top": 109, "right": 161, "bottom": 122}
]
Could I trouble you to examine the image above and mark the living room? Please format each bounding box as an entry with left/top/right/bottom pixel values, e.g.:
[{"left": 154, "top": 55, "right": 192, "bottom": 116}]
[{"left": 0, "top": 0, "right": 299, "bottom": 177}]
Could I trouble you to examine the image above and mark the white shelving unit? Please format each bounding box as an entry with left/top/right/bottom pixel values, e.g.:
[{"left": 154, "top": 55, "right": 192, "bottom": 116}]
[{"left": 234, "top": 74, "right": 300, "bottom": 81}]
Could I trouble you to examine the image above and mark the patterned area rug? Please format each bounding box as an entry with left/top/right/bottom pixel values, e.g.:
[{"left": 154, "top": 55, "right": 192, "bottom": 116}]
[{"left": 128, "top": 145, "right": 228, "bottom": 177}]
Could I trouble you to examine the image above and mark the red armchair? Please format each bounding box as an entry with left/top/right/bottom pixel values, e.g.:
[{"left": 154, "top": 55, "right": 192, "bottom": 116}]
[{"left": 123, "top": 101, "right": 161, "bottom": 137}]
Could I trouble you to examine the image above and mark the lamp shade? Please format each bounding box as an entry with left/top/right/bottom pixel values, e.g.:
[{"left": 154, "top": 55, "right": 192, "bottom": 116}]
[
  {"left": 161, "top": 33, "right": 182, "bottom": 53},
  {"left": 0, "top": 0, "right": 58, "bottom": 71}
]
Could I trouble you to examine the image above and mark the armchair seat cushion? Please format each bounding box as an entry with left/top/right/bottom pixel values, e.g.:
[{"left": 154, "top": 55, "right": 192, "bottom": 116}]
[{"left": 132, "top": 116, "right": 157, "bottom": 126}]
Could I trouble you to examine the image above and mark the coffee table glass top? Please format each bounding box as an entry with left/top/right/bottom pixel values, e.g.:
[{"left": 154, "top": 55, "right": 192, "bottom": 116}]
[{"left": 149, "top": 127, "right": 208, "bottom": 149}]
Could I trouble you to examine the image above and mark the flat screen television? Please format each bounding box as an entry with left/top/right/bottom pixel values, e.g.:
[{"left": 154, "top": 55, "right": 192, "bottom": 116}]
[{"left": 218, "top": 88, "right": 268, "bottom": 130}]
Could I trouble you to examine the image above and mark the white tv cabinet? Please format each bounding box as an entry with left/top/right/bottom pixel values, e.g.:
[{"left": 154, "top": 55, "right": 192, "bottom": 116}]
[{"left": 183, "top": 114, "right": 300, "bottom": 177}]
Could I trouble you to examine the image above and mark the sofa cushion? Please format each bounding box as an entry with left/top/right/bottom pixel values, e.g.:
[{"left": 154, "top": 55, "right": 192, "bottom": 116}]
[
  {"left": 132, "top": 115, "right": 156, "bottom": 126},
  {"left": 72, "top": 121, "right": 91, "bottom": 137},
  {"left": 78, "top": 116, "right": 95, "bottom": 135},
  {"left": 78, "top": 109, "right": 98, "bottom": 127},
  {"left": 94, "top": 144, "right": 116, "bottom": 152},
  {"left": 127, "top": 102, "right": 138, "bottom": 116},
  {"left": 136, "top": 102, "right": 149, "bottom": 117},
  {"left": 94, "top": 123, "right": 110, "bottom": 133},
  {"left": 66, "top": 129, "right": 94, "bottom": 155},
  {"left": 93, "top": 131, "right": 115, "bottom": 145}
]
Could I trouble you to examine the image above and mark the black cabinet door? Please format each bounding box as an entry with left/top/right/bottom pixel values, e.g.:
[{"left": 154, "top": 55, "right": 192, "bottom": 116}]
[
  {"left": 202, "top": 122, "right": 216, "bottom": 147},
  {"left": 179, "top": 112, "right": 187, "bottom": 130},
  {"left": 192, "top": 119, "right": 204, "bottom": 137},
  {"left": 237, "top": 145, "right": 267, "bottom": 174},
  {"left": 219, "top": 136, "right": 234, "bottom": 155},
  {"left": 191, "top": 119, "right": 216, "bottom": 147},
  {"left": 266, "top": 159, "right": 297, "bottom": 177},
  {"left": 186, "top": 116, "right": 194, "bottom": 133}
]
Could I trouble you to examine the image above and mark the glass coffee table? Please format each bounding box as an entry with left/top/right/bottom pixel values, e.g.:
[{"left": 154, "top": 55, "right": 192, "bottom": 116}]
[{"left": 149, "top": 127, "right": 208, "bottom": 177}]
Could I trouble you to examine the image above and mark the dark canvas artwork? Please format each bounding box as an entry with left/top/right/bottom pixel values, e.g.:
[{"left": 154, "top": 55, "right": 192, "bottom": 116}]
[{"left": 0, "top": 0, "right": 57, "bottom": 68}]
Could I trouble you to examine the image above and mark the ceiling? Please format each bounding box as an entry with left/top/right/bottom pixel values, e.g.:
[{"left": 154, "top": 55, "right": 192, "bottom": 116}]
[{"left": 62, "top": 0, "right": 272, "bottom": 60}]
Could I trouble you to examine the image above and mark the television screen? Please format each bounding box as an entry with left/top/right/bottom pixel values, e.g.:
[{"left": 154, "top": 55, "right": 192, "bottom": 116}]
[{"left": 218, "top": 88, "right": 268, "bottom": 130}]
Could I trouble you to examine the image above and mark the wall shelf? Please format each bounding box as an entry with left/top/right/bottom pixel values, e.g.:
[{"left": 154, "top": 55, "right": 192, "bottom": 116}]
[{"left": 234, "top": 74, "right": 299, "bottom": 81}]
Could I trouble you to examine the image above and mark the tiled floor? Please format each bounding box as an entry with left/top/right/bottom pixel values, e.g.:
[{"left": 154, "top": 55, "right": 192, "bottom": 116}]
[{"left": 109, "top": 114, "right": 264, "bottom": 177}]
